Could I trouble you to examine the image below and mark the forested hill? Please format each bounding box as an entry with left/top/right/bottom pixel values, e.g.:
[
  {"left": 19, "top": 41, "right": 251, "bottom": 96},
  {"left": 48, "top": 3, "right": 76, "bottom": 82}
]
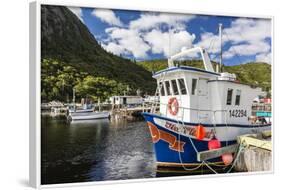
[
  {"left": 137, "top": 59, "right": 271, "bottom": 92},
  {"left": 41, "top": 5, "right": 156, "bottom": 102}
]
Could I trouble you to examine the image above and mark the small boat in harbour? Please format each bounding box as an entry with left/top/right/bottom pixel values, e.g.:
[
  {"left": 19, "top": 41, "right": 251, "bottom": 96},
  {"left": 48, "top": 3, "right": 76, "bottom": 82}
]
[
  {"left": 68, "top": 111, "right": 110, "bottom": 121},
  {"left": 68, "top": 105, "right": 94, "bottom": 114},
  {"left": 68, "top": 96, "right": 94, "bottom": 113},
  {"left": 142, "top": 24, "right": 271, "bottom": 172},
  {"left": 69, "top": 107, "right": 94, "bottom": 113},
  {"left": 67, "top": 91, "right": 110, "bottom": 121}
]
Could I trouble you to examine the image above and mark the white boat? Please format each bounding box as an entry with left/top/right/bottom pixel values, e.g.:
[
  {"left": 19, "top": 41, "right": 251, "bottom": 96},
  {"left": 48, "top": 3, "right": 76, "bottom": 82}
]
[
  {"left": 68, "top": 108, "right": 94, "bottom": 113},
  {"left": 68, "top": 98, "right": 94, "bottom": 113},
  {"left": 70, "top": 118, "right": 110, "bottom": 125},
  {"left": 67, "top": 90, "right": 110, "bottom": 121},
  {"left": 142, "top": 24, "right": 271, "bottom": 171},
  {"left": 68, "top": 111, "right": 110, "bottom": 121}
]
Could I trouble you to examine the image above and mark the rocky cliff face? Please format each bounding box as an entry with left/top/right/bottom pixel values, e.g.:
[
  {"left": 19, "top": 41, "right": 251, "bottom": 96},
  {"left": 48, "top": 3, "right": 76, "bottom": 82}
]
[{"left": 41, "top": 5, "right": 101, "bottom": 60}]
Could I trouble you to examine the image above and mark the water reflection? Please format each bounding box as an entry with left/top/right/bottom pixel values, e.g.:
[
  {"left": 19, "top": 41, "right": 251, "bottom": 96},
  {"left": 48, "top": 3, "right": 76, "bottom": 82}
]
[
  {"left": 69, "top": 118, "right": 110, "bottom": 126},
  {"left": 41, "top": 115, "right": 156, "bottom": 184}
]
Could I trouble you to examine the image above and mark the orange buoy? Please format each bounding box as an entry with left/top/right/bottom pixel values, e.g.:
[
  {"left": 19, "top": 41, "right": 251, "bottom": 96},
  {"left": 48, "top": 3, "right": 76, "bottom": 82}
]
[
  {"left": 208, "top": 138, "right": 221, "bottom": 150},
  {"left": 222, "top": 153, "right": 233, "bottom": 165},
  {"left": 195, "top": 124, "right": 205, "bottom": 140}
]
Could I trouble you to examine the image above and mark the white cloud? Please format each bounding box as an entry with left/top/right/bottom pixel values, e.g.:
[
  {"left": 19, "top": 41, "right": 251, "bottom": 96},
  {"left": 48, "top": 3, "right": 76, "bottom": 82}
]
[
  {"left": 223, "top": 18, "right": 271, "bottom": 60},
  {"left": 197, "top": 18, "right": 271, "bottom": 63},
  {"left": 101, "top": 42, "right": 127, "bottom": 56},
  {"left": 67, "top": 7, "right": 84, "bottom": 23},
  {"left": 256, "top": 52, "right": 271, "bottom": 64},
  {"left": 196, "top": 32, "right": 223, "bottom": 54},
  {"left": 103, "top": 27, "right": 150, "bottom": 59},
  {"left": 144, "top": 29, "right": 196, "bottom": 57},
  {"left": 224, "top": 18, "right": 271, "bottom": 44},
  {"left": 102, "top": 27, "right": 196, "bottom": 59},
  {"left": 129, "top": 12, "right": 195, "bottom": 31},
  {"left": 100, "top": 12, "right": 196, "bottom": 59},
  {"left": 92, "top": 9, "right": 123, "bottom": 27},
  {"left": 223, "top": 40, "right": 270, "bottom": 58},
  {"left": 222, "top": 51, "right": 235, "bottom": 59}
]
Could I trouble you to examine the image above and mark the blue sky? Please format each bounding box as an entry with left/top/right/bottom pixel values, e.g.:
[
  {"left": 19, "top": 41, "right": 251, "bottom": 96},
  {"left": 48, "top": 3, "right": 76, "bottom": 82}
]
[{"left": 68, "top": 7, "right": 271, "bottom": 65}]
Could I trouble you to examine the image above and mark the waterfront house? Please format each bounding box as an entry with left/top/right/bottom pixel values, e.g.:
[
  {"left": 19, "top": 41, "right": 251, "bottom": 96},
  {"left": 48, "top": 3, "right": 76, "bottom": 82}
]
[{"left": 110, "top": 95, "right": 143, "bottom": 106}]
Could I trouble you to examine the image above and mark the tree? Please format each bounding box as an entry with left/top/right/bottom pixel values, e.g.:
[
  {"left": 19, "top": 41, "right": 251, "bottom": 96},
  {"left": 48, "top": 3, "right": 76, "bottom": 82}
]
[
  {"left": 41, "top": 59, "right": 83, "bottom": 102},
  {"left": 74, "top": 76, "right": 127, "bottom": 102}
]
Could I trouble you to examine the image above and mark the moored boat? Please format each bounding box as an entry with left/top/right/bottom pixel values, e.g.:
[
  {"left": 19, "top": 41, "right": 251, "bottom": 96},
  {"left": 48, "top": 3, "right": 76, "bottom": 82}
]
[
  {"left": 142, "top": 25, "right": 271, "bottom": 171},
  {"left": 69, "top": 108, "right": 94, "bottom": 113},
  {"left": 68, "top": 111, "right": 110, "bottom": 121},
  {"left": 67, "top": 91, "right": 110, "bottom": 121}
]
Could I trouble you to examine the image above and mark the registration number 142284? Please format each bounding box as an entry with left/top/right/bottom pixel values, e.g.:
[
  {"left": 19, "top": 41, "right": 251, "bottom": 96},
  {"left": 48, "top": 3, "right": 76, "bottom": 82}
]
[{"left": 229, "top": 110, "right": 247, "bottom": 117}]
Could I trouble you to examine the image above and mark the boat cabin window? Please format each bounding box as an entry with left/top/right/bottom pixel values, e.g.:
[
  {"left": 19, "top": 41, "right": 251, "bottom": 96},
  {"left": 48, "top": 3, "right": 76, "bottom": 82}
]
[
  {"left": 171, "top": 80, "right": 179, "bottom": 95},
  {"left": 178, "top": 78, "right": 187, "bottom": 95},
  {"left": 191, "top": 79, "right": 197, "bottom": 95},
  {"left": 226, "top": 88, "right": 233, "bottom": 105},
  {"left": 235, "top": 90, "right": 241, "bottom": 105},
  {"left": 159, "top": 82, "right": 165, "bottom": 96},
  {"left": 165, "top": 81, "right": 172, "bottom": 96}
]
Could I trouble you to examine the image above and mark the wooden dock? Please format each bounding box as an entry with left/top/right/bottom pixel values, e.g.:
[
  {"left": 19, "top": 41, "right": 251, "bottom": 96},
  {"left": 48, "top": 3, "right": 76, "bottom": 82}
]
[
  {"left": 234, "top": 130, "right": 272, "bottom": 172},
  {"left": 111, "top": 104, "right": 159, "bottom": 119},
  {"left": 196, "top": 130, "right": 272, "bottom": 172}
]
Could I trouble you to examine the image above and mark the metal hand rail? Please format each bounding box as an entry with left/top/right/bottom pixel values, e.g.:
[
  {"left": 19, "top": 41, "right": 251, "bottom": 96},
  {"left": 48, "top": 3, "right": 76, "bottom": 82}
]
[{"left": 151, "top": 100, "right": 227, "bottom": 114}]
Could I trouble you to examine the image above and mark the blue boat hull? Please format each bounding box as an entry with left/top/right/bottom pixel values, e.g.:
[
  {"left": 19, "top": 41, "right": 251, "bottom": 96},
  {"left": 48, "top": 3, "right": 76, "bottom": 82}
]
[{"left": 142, "top": 112, "right": 270, "bottom": 168}]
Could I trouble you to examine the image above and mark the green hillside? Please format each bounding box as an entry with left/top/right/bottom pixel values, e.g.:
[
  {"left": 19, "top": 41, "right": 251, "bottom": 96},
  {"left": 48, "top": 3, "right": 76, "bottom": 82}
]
[
  {"left": 137, "top": 59, "right": 271, "bottom": 92},
  {"left": 41, "top": 5, "right": 156, "bottom": 102},
  {"left": 224, "top": 62, "right": 271, "bottom": 92}
]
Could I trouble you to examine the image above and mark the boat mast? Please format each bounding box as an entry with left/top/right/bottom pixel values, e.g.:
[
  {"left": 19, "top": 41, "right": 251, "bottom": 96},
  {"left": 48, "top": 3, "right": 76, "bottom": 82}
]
[
  {"left": 98, "top": 98, "right": 101, "bottom": 112},
  {"left": 219, "top": 23, "right": 223, "bottom": 73},
  {"left": 168, "top": 24, "right": 174, "bottom": 68},
  {"left": 73, "top": 88, "right": 76, "bottom": 112}
]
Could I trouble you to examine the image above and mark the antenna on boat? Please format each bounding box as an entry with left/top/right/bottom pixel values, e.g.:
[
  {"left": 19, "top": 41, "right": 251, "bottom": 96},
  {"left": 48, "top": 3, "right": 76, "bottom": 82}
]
[
  {"left": 219, "top": 23, "right": 223, "bottom": 73},
  {"left": 168, "top": 24, "right": 174, "bottom": 68}
]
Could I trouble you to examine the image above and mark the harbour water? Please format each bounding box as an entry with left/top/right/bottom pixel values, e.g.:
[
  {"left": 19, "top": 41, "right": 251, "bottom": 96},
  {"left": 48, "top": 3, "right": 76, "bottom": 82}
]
[
  {"left": 41, "top": 114, "right": 238, "bottom": 185},
  {"left": 41, "top": 115, "right": 156, "bottom": 184}
]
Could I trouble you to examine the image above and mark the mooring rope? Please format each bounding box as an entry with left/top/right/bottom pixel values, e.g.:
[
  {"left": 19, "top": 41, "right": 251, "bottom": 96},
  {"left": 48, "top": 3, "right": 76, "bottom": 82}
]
[
  {"left": 175, "top": 106, "right": 243, "bottom": 173},
  {"left": 177, "top": 116, "right": 205, "bottom": 171},
  {"left": 156, "top": 75, "right": 242, "bottom": 173}
]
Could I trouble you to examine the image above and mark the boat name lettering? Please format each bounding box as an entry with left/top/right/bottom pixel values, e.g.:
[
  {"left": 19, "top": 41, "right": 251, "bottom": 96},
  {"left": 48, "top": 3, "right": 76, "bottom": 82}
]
[{"left": 164, "top": 122, "right": 214, "bottom": 139}]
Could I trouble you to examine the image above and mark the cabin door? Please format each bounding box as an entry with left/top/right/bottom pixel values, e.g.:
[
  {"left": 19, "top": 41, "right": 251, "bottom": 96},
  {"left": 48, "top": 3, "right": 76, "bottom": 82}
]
[{"left": 197, "top": 78, "right": 209, "bottom": 123}]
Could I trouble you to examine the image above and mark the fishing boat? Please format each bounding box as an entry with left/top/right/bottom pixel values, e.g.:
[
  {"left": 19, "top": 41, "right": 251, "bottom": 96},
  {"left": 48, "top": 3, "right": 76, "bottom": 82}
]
[
  {"left": 142, "top": 24, "right": 271, "bottom": 171},
  {"left": 67, "top": 90, "right": 110, "bottom": 121},
  {"left": 68, "top": 107, "right": 94, "bottom": 113},
  {"left": 68, "top": 96, "right": 94, "bottom": 113},
  {"left": 68, "top": 111, "right": 110, "bottom": 121}
]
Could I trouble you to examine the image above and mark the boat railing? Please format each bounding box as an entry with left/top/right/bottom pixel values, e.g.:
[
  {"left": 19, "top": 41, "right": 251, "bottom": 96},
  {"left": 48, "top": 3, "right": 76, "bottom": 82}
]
[
  {"left": 150, "top": 101, "right": 227, "bottom": 117},
  {"left": 148, "top": 101, "right": 238, "bottom": 126},
  {"left": 149, "top": 101, "right": 272, "bottom": 125}
]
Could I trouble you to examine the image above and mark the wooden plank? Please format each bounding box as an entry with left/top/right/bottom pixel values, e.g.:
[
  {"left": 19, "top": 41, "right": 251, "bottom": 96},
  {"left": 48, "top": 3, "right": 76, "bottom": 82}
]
[
  {"left": 238, "top": 136, "right": 272, "bottom": 151},
  {"left": 197, "top": 144, "right": 238, "bottom": 162}
]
